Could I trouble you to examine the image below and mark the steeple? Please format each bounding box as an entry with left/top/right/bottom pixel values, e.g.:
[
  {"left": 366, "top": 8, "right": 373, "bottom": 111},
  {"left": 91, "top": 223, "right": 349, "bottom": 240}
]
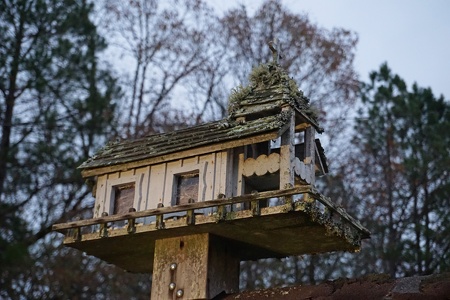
[{"left": 228, "top": 42, "right": 322, "bottom": 133}]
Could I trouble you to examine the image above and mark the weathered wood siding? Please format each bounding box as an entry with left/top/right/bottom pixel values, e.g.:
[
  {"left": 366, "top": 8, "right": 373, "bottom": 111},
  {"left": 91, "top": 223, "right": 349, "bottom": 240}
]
[
  {"left": 241, "top": 153, "right": 314, "bottom": 186},
  {"left": 93, "top": 151, "right": 230, "bottom": 217}
]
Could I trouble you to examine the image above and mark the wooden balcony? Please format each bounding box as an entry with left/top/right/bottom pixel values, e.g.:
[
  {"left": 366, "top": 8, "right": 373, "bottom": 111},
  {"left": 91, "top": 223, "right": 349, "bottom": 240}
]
[{"left": 53, "top": 186, "right": 370, "bottom": 273}]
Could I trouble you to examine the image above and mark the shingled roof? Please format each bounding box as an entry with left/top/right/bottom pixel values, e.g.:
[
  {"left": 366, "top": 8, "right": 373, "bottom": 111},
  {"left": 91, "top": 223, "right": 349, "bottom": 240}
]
[
  {"left": 228, "top": 62, "right": 323, "bottom": 132},
  {"left": 79, "top": 113, "right": 291, "bottom": 170}
]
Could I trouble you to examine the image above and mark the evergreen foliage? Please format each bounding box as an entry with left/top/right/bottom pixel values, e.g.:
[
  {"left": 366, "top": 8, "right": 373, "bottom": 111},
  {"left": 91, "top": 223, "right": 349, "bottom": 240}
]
[
  {"left": 0, "top": 0, "right": 126, "bottom": 298},
  {"left": 351, "top": 63, "right": 450, "bottom": 276}
]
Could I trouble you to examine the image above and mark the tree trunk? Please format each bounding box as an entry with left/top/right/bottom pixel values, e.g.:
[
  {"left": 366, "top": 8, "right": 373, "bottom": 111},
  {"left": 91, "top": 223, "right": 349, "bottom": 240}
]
[
  {"left": 413, "top": 189, "right": 422, "bottom": 274},
  {"left": 0, "top": 16, "right": 24, "bottom": 199}
]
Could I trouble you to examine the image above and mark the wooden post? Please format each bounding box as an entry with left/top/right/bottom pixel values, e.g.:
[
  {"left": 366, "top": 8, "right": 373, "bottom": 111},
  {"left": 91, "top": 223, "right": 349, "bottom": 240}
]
[
  {"left": 232, "top": 146, "right": 246, "bottom": 211},
  {"left": 280, "top": 107, "right": 295, "bottom": 210},
  {"left": 236, "top": 147, "right": 246, "bottom": 196},
  {"left": 151, "top": 233, "right": 240, "bottom": 299},
  {"left": 280, "top": 107, "right": 295, "bottom": 189},
  {"left": 304, "top": 126, "right": 316, "bottom": 185}
]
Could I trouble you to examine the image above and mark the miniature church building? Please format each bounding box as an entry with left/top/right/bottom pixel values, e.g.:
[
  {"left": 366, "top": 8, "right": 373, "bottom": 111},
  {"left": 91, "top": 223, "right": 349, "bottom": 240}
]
[{"left": 54, "top": 42, "right": 370, "bottom": 299}]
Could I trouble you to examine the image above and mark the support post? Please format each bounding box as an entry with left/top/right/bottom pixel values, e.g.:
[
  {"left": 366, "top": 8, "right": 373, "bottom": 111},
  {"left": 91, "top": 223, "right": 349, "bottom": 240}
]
[
  {"left": 304, "top": 126, "right": 316, "bottom": 185},
  {"left": 151, "top": 233, "right": 240, "bottom": 299},
  {"left": 280, "top": 106, "right": 295, "bottom": 189}
]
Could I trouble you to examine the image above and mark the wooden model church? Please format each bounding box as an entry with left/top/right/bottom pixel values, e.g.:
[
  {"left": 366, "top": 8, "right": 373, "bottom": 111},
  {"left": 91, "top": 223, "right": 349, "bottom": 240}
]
[{"left": 53, "top": 42, "right": 370, "bottom": 299}]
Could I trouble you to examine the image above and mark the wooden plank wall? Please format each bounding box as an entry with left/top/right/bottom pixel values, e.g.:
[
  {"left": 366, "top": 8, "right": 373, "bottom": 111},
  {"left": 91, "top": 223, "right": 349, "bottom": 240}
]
[{"left": 93, "top": 151, "right": 229, "bottom": 217}]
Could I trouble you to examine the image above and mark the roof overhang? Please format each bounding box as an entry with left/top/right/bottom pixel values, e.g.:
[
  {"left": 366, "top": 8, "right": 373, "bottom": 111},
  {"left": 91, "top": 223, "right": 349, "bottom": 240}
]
[{"left": 79, "top": 114, "right": 292, "bottom": 177}]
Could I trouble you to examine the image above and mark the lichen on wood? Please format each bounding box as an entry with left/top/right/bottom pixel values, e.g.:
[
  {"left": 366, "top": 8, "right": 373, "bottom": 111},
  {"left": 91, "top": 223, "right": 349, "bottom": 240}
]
[
  {"left": 227, "top": 62, "right": 320, "bottom": 124},
  {"left": 228, "top": 84, "right": 253, "bottom": 116}
]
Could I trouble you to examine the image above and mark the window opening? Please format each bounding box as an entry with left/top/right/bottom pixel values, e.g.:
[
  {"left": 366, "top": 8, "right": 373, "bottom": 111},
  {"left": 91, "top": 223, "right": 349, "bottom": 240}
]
[
  {"left": 175, "top": 172, "right": 199, "bottom": 205},
  {"left": 246, "top": 141, "right": 270, "bottom": 158},
  {"left": 294, "top": 132, "right": 306, "bottom": 160},
  {"left": 113, "top": 183, "right": 135, "bottom": 215}
]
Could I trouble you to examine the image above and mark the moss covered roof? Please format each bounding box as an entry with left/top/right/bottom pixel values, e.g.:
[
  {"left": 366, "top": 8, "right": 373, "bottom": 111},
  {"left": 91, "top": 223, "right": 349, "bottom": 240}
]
[
  {"left": 228, "top": 62, "right": 322, "bottom": 131},
  {"left": 79, "top": 113, "right": 290, "bottom": 170}
]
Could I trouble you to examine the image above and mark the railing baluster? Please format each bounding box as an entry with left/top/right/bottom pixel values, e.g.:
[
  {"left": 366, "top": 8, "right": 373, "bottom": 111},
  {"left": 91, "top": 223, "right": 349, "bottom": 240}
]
[
  {"left": 127, "top": 208, "right": 137, "bottom": 233},
  {"left": 99, "top": 212, "right": 109, "bottom": 238},
  {"left": 73, "top": 227, "right": 81, "bottom": 241},
  {"left": 216, "top": 205, "right": 226, "bottom": 221},
  {"left": 251, "top": 200, "right": 260, "bottom": 216},
  {"left": 155, "top": 214, "right": 165, "bottom": 230},
  {"left": 186, "top": 209, "right": 195, "bottom": 225}
]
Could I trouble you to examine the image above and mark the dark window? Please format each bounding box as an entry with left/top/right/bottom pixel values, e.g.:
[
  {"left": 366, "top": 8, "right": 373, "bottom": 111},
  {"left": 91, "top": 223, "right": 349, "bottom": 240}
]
[
  {"left": 175, "top": 172, "right": 199, "bottom": 205},
  {"left": 113, "top": 183, "right": 135, "bottom": 214},
  {"left": 246, "top": 141, "right": 270, "bottom": 158}
]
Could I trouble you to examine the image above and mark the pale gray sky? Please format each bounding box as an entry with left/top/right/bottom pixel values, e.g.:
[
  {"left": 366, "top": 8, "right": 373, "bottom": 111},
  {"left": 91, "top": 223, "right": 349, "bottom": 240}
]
[{"left": 209, "top": 0, "right": 450, "bottom": 98}]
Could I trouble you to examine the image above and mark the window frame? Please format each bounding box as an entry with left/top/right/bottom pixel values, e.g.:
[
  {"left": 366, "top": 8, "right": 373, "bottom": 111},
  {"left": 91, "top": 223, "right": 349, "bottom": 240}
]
[
  {"left": 172, "top": 170, "right": 200, "bottom": 206},
  {"left": 105, "top": 174, "right": 143, "bottom": 215}
]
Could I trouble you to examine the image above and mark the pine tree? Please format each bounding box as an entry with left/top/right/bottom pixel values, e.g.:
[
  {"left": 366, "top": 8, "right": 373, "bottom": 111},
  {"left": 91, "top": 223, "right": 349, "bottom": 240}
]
[
  {"left": 350, "top": 63, "right": 450, "bottom": 277},
  {"left": 0, "top": 0, "right": 119, "bottom": 297}
]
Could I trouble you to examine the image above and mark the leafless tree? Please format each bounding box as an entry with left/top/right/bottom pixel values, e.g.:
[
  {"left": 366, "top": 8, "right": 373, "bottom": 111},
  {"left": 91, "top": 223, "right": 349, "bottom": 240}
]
[{"left": 98, "top": 0, "right": 222, "bottom": 137}]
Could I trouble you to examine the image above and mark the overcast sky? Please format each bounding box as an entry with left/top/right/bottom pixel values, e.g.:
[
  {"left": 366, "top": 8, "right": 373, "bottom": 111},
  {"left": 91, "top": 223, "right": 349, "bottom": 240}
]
[{"left": 209, "top": 0, "right": 450, "bottom": 99}]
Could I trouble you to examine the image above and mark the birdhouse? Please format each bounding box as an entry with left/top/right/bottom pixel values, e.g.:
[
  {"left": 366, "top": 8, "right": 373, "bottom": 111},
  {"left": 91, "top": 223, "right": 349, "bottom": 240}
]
[{"left": 53, "top": 44, "right": 370, "bottom": 299}]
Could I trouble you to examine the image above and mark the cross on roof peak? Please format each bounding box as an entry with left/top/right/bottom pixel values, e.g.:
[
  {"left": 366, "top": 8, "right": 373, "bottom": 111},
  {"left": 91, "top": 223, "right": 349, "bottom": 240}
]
[{"left": 268, "top": 38, "right": 282, "bottom": 64}]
